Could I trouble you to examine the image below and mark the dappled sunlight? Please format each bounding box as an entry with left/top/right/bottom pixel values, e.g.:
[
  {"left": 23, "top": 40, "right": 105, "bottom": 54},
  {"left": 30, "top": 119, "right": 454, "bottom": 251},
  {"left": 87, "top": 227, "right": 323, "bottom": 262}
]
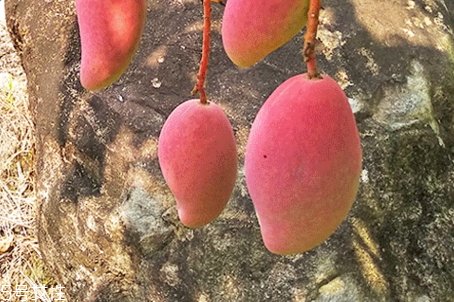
[
  {"left": 146, "top": 44, "right": 168, "bottom": 68},
  {"left": 352, "top": 217, "right": 388, "bottom": 295},
  {"left": 351, "top": 0, "right": 452, "bottom": 51}
]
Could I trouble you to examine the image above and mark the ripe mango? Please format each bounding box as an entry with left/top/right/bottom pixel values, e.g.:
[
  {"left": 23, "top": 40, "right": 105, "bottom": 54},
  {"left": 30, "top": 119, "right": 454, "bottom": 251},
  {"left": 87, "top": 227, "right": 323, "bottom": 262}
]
[
  {"left": 244, "top": 74, "right": 362, "bottom": 255},
  {"left": 221, "top": 0, "right": 309, "bottom": 67},
  {"left": 158, "top": 100, "right": 238, "bottom": 228},
  {"left": 76, "top": 0, "right": 147, "bottom": 90}
]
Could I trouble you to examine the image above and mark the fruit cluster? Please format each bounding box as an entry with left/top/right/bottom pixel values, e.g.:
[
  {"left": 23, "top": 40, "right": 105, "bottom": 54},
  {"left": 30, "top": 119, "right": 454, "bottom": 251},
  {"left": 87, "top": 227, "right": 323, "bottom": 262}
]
[{"left": 75, "top": 0, "right": 362, "bottom": 255}]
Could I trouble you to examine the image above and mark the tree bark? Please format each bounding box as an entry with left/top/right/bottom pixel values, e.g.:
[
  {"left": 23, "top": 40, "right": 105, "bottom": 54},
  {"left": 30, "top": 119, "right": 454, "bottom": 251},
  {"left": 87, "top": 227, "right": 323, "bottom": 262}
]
[{"left": 5, "top": 0, "right": 454, "bottom": 301}]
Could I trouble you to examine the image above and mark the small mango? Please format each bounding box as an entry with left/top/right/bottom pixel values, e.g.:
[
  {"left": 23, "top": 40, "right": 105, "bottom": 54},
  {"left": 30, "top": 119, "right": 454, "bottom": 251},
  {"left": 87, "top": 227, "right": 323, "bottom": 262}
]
[
  {"left": 76, "top": 0, "right": 147, "bottom": 90},
  {"left": 221, "top": 0, "right": 309, "bottom": 67},
  {"left": 158, "top": 100, "right": 238, "bottom": 228}
]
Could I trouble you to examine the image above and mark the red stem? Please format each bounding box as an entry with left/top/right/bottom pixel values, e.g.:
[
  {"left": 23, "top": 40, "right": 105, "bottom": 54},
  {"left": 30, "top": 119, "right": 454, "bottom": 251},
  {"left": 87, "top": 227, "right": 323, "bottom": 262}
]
[
  {"left": 303, "top": 0, "right": 321, "bottom": 79},
  {"left": 192, "top": 0, "right": 211, "bottom": 104}
]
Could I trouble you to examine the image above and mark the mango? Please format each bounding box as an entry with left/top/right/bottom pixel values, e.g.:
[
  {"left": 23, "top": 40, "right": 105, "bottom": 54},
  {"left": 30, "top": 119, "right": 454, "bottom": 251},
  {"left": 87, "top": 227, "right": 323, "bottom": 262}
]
[
  {"left": 221, "top": 0, "right": 309, "bottom": 67},
  {"left": 76, "top": 0, "right": 147, "bottom": 90},
  {"left": 158, "top": 100, "right": 238, "bottom": 228},
  {"left": 244, "top": 74, "right": 362, "bottom": 255}
]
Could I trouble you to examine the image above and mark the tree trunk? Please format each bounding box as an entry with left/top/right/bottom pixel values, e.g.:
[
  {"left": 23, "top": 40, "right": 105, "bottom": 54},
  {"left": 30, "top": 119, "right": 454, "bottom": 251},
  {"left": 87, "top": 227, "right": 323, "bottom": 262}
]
[{"left": 5, "top": 0, "right": 454, "bottom": 301}]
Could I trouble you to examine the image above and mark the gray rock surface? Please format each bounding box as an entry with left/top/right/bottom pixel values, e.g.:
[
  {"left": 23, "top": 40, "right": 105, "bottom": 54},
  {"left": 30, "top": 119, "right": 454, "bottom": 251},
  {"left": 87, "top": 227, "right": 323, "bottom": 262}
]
[{"left": 5, "top": 0, "right": 454, "bottom": 301}]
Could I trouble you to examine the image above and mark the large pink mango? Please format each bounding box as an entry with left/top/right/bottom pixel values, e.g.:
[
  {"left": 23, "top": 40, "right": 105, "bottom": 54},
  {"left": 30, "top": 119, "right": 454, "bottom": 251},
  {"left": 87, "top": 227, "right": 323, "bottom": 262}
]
[
  {"left": 245, "top": 74, "right": 362, "bottom": 255},
  {"left": 76, "top": 0, "right": 147, "bottom": 90},
  {"left": 221, "top": 0, "right": 309, "bottom": 67},
  {"left": 158, "top": 100, "right": 238, "bottom": 228}
]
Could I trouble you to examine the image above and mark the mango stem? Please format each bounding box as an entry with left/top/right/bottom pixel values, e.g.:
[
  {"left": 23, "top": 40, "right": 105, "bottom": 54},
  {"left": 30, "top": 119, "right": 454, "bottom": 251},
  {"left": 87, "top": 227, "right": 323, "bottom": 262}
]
[
  {"left": 191, "top": 0, "right": 211, "bottom": 104},
  {"left": 303, "top": 0, "right": 321, "bottom": 79}
]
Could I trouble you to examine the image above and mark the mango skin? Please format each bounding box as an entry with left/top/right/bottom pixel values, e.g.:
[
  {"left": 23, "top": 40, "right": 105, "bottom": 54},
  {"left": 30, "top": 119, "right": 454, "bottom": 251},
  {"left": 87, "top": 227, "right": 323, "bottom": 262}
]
[
  {"left": 244, "top": 74, "right": 362, "bottom": 255},
  {"left": 158, "top": 100, "right": 238, "bottom": 228},
  {"left": 221, "top": 0, "right": 309, "bottom": 67},
  {"left": 76, "top": 0, "right": 147, "bottom": 90}
]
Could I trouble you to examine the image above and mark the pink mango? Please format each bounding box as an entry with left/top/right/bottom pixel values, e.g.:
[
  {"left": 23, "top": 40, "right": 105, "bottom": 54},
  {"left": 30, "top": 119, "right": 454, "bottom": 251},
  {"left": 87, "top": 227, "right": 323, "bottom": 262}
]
[
  {"left": 158, "top": 100, "right": 238, "bottom": 228},
  {"left": 76, "top": 0, "right": 147, "bottom": 90},
  {"left": 221, "top": 0, "right": 309, "bottom": 67},
  {"left": 245, "top": 74, "right": 362, "bottom": 255}
]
